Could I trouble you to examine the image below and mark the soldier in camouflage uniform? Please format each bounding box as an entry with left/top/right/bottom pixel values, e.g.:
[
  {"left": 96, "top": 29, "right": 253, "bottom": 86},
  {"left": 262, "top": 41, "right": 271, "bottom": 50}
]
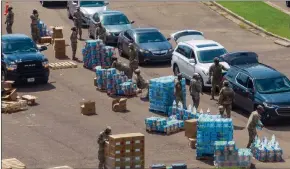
[
  {"left": 70, "top": 27, "right": 78, "bottom": 60},
  {"left": 5, "top": 7, "right": 14, "bottom": 34},
  {"left": 208, "top": 57, "right": 228, "bottom": 100},
  {"left": 128, "top": 43, "right": 139, "bottom": 79},
  {"left": 97, "top": 126, "right": 112, "bottom": 169},
  {"left": 111, "top": 56, "right": 120, "bottom": 69},
  {"left": 30, "top": 9, "right": 40, "bottom": 43},
  {"left": 134, "top": 69, "right": 149, "bottom": 99},
  {"left": 73, "top": 7, "right": 84, "bottom": 40},
  {"left": 246, "top": 105, "right": 264, "bottom": 148},
  {"left": 175, "top": 73, "right": 185, "bottom": 108},
  {"left": 95, "top": 22, "right": 107, "bottom": 43},
  {"left": 218, "top": 80, "right": 235, "bottom": 118},
  {"left": 189, "top": 73, "right": 203, "bottom": 109},
  {"left": 218, "top": 105, "right": 225, "bottom": 118}
]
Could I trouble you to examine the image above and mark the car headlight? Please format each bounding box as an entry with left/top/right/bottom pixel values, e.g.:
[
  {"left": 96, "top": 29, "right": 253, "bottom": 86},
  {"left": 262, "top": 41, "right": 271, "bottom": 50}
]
[
  {"left": 168, "top": 48, "right": 174, "bottom": 52},
  {"left": 263, "top": 102, "right": 278, "bottom": 108},
  {"left": 42, "top": 61, "right": 49, "bottom": 68},
  {"left": 7, "top": 62, "right": 17, "bottom": 71},
  {"left": 202, "top": 70, "right": 209, "bottom": 76},
  {"left": 139, "top": 49, "right": 150, "bottom": 53}
]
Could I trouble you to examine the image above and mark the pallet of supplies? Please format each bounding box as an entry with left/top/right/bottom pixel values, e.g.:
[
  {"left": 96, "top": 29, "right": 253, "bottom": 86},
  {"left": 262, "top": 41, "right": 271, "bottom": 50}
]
[
  {"left": 2, "top": 158, "right": 26, "bottom": 169},
  {"left": 21, "top": 95, "right": 37, "bottom": 106},
  {"left": 112, "top": 98, "right": 127, "bottom": 112},
  {"left": 2, "top": 80, "right": 14, "bottom": 89},
  {"left": 80, "top": 100, "right": 96, "bottom": 115},
  {"left": 53, "top": 38, "right": 66, "bottom": 59},
  {"left": 1, "top": 100, "right": 28, "bottom": 114},
  {"left": 105, "top": 133, "right": 145, "bottom": 169},
  {"left": 40, "top": 36, "right": 52, "bottom": 44},
  {"left": 145, "top": 116, "right": 184, "bottom": 135},
  {"left": 51, "top": 26, "right": 64, "bottom": 39}
]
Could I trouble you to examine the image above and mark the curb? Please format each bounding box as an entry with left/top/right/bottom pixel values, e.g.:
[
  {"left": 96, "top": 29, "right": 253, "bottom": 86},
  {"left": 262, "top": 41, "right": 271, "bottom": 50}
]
[
  {"left": 265, "top": 1, "right": 290, "bottom": 15},
  {"left": 204, "top": 1, "right": 290, "bottom": 46}
]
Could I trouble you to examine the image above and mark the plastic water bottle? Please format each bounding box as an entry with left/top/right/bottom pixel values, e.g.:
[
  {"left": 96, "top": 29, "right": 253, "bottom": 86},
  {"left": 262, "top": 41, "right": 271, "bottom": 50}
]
[
  {"left": 193, "top": 106, "right": 197, "bottom": 115},
  {"left": 206, "top": 108, "right": 210, "bottom": 114},
  {"left": 188, "top": 104, "right": 193, "bottom": 112},
  {"left": 200, "top": 109, "right": 204, "bottom": 114}
]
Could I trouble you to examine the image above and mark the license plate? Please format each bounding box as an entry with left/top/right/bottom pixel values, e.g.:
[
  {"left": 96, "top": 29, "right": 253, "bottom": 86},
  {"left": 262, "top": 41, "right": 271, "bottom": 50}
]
[{"left": 27, "top": 78, "right": 35, "bottom": 82}]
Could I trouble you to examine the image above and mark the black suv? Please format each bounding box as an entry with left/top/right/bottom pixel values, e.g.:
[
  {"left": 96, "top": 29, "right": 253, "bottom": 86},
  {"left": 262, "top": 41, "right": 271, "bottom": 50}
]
[
  {"left": 2, "top": 34, "right": 50, "bottom": 84},
  {"left": 224, "top": 63, "right": 290, "bottom": 124}
]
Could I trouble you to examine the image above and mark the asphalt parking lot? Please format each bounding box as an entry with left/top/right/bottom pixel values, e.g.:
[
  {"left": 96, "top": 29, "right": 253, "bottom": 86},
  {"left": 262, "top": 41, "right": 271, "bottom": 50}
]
[{"left": 2, "top": 1, "right": 290, "bottom": 168}]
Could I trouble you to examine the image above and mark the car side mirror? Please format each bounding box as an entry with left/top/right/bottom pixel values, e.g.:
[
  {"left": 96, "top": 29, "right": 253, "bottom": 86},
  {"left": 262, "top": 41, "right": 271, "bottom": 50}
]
[
  {"left": 189, "top": 59, "right": 196, "bottom": 64},
  {"left": 167, "top": 37, "right": 171, "bottom": 41},
  {"left": 105, "top": 2, "right": 109, "bottom": 5},
  {"left": 131, "top": 20, "right": 135, "bottom": 24},
  {"left": 39, "top": 46, "right": 47, "bottom": 52}
]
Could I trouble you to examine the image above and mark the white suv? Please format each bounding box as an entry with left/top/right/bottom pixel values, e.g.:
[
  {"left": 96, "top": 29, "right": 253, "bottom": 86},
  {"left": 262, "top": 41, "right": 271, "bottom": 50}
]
[{"left": 170, "top": 30, "right": 229, "bottom": 88}]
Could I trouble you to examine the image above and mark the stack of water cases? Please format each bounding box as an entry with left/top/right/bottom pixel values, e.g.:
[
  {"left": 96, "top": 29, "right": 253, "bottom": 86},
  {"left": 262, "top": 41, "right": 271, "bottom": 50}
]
[
  {"left": 120, "top": 79, "right": 137, "bottom": 96},
  {"left": 113, "top": 72, "right": 129, "bottom": 95},
  {"left": 82, "top": 39, "right": 115, "bottom": 69},
  {"left": 168, "top": 104, "right": 200, "bottom": 120},
  {"left": 37, "top": 20, "right": 52, "bottom": 37},
  {"left": 251, "top": 135, "right": 283, "bottom": 162},
  {"left": 214, "top": 141, "right": 252, "bottom": 168},
  {"left": 149, "top": 76, "right": 186, "bottom": 114},
  {"left": 196, "top": 114, "right": 233, "bottom": 158},
  {"left": 96, "top": 66, "right": 109, "bottom": 90},
  {"left": 145, "top": 116, "right": 184, "bottom": 135}
]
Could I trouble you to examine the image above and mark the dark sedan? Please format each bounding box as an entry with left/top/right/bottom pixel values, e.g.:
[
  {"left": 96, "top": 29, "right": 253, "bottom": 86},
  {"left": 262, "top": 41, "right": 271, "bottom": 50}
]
[
  {"left": 117, "top": 28, "right": 173, "bottom": 64},
  {"left": 219, "top": 51, "right": 259, "bottom": 66}
]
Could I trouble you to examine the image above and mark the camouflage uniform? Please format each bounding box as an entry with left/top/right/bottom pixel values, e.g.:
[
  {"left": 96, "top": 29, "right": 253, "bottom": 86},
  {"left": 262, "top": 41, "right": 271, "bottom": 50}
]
[
  {"left": 96, "top": 23, "right": 107, "bottom": 43},
  {"left": 70, "top": 27, "right": 78, "bottom": 60},
  {"left": 218, "top": 81, "right": 235, "bottom": 118},
  {"left": 73, "top": 9, "right": 84, "bottom": 39},
  {"left": 97, "top": 127, "right": 111, "bottom": 169},
  {"left": 5, "top": 8, "right": 14, "bottom": 34},
  {"left": 30, "top": 12, "right": 40, "bottom": 43},
  {"left": 175, "top": 74, "right": 184, "bottom": 108},
  {"left": 246, "top": 111, "right": 263, "bottom": 148},
  {"left": 189, "top": 74, "right": 202, "bottom": 109},
  {"left": 209, "top": 58, "right": 227, "bottom": 99},
  {"left": 128, "top": 44, "right": 139, "bottom": 79},
  {"left": 134, "top": 69, "right": 149, "bottom": 99}
]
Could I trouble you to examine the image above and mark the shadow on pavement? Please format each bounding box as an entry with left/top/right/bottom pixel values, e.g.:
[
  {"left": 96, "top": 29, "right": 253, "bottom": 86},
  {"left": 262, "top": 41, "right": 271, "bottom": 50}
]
[
  {"left": 234, "top": 125, "right": 245, "bottom": 130},
  {"left": 266, "top": 119, "right": 290, "bottom": 131},
  {"left": 41, "top": 2, "right": 67, "bottom": 9},
  {"left": 16, "top": 82, "right": 56, "bottom": 93},
  {"left": 140, "top": 61, "right": 171, "bottom": 69}
]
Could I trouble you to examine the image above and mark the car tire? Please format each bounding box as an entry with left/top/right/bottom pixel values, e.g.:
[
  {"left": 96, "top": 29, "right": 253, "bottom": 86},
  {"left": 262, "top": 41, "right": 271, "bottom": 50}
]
[
  {"left": 173, "top": 64, "right": 180, "bottom": 76},
  {"left": 287, "top": 1, "right": 290, "bottom": 7},
  {"left": 67, "top": 8, "right": 73, "bottom": 19}
]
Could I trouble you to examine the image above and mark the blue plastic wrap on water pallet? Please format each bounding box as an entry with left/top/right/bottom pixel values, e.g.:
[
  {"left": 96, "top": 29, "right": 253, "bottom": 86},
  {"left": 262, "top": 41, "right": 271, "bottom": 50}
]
[
  {"left": 120, "top": 80, "right": 137, "bottom": 96},
  {"left": 196, "top": 114, "right": 233, "bottom": 157},
  {"left": 37, "top": 20, "right": 51, "bottom": 37},
  {"left": 149, "top": 76, "right": 186, "bottom": 114},
  {"left": 251, "top": 135, "right": 283, "bottom": 162},
  {"left": 145, "top": 116, "right": 184, "bottom": 134},
  {"left": 83, "top": 39, "right": 115, "bottom": 69},
  {"left": 168, "top": 105, "right": 199, "bottom": 120}
]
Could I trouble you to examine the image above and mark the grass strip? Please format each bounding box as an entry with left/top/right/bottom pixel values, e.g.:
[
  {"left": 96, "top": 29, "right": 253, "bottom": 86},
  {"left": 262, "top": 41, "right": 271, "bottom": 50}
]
[{"left": 217, "top": 1, "right": 290, "bottom": 39}]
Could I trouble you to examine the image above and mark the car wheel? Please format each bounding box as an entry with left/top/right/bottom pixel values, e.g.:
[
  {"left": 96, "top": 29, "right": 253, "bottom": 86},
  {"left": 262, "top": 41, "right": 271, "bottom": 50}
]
[
  {"left": 1, "top": 70, "right": 6, "bottom": 82},
  {"left": 67, "top": 8, "right": 72, "bottom": 19},
  {"left": 118, "top": 44, "right": 124, "bottom": 57},
  {"left": 173, "top": 64, "right": 180, "bottom": 76}
]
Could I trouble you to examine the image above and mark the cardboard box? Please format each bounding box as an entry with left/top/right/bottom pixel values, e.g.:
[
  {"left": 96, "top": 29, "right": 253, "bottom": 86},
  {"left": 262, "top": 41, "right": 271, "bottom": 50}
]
[
  {"left": 52, "top": 26, "right": 64, "bottom": 39},
  {"left": 40, "top": 36, "right": 52, "bottom": 44},
  {"left": 185, "top": 119, "right": 197, "bottom": 138},
  {"left": 1, "top": 158, "right": 26, "bottom": 169},
  {"left": 2, "top": 81, "right": 14, "bottom": 89},
  {"left": 112, "top": 98, "right": 127, "bottom": 112},
  {"left": 54, "top": 38, "right": 66, "bottom": 50},
  {"left": 189, "top": 138, "right": 196, "bottom": 149},
  {"left": 80, "top": 101, "right": 96, "bottom": 115},
  {"left": 54, "top": 50, "right": 66, "bottom": 59}
]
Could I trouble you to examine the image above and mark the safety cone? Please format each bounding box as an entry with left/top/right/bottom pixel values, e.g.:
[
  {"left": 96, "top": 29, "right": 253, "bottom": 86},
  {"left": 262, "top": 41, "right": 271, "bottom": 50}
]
[{"left": 4, "top": 2, "right": 9, "bottom": 15}]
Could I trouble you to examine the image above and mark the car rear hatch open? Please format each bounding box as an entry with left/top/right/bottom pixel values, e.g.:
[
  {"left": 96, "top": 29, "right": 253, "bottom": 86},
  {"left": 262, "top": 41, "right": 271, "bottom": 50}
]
[{"left": 170, "top": 30, "right": 205, "bottom": 44}]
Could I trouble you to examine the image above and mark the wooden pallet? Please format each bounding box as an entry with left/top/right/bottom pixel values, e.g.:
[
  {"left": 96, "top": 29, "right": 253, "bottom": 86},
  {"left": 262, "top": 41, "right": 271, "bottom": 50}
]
[
  {"left": 49, "top": 61, "right": 77, "bottom": 70},
  {"left": 96, "top": 87, "right": 107, "bottom": 92},
  {"left": 146, "top": 128, "right": 182, "bottom": 135},
  {"left": 2, "top": 158, "right": 26, "bottom": 169},
  {"left": 196, "top": 154, "right": 214, "bottom": 160}
]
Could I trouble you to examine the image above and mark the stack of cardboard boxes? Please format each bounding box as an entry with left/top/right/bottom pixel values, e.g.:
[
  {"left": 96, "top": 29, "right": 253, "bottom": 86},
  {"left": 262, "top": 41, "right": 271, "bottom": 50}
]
[
  {"left": 184, "top": 119, "right": 198, "bottom": 149},
  {"left": 80, "top": 100, "right": 96, "bottom": 116},
  {"left": 105, "top": 133, "right": 145, "bottom": 169},
  {"left": 51, "top": 26, "right": 66, "bottom": 59}
]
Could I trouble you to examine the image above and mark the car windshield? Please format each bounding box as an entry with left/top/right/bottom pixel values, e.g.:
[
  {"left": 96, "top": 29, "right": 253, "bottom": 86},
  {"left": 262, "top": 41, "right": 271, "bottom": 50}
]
[
  {"left": 136, "top": 31, "right": 166, "bottom": 43},
  {"left": 80, "top": 1, "right": 105, "bottom": 7},
  {"left": 101, "top": 14, "right": 130, "bottom": 25},
  {"left": 197, "top": 48, "right": 227, "bottom": 63},
  {"left": 2, "top": 40, "right": 37, "bottom": 54},
  {"left": 255, "top": 76, "right": 290, "bottom": 94}
]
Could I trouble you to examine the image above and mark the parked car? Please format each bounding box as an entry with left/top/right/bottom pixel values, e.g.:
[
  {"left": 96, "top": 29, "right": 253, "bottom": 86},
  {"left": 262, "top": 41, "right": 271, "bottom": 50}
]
[
  {"left": 219, "top": 51, "right": 259, "bottom": 66},
  {"left": 171, "top": 38, "right": 229, "bottom": 88},
  {"left": 117, "top": 28, "right": 173, "bottom": 64},
  {"left": 1, "top": 53, "right": 7, "bottom": 82},
  {"left": 88, "top": 11, "right": 134, "bottom": 44},
  {"left": 224, "top": 63, "right": 290, "bottom": 124},
  {"left": 170, "top": 30, "right": 205, "bottom": 44},
  {"left": 287, "top": 1, "right": 290, "bottom": 7},
  {"left": 1, "top": 34, "right": 50, "bottom": 84},
  {"left": 40, "top": 1, "right": 67, "bottom": 7},
  {"left": 67, "top": 0, "right": 109, "bottom": 27}
]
